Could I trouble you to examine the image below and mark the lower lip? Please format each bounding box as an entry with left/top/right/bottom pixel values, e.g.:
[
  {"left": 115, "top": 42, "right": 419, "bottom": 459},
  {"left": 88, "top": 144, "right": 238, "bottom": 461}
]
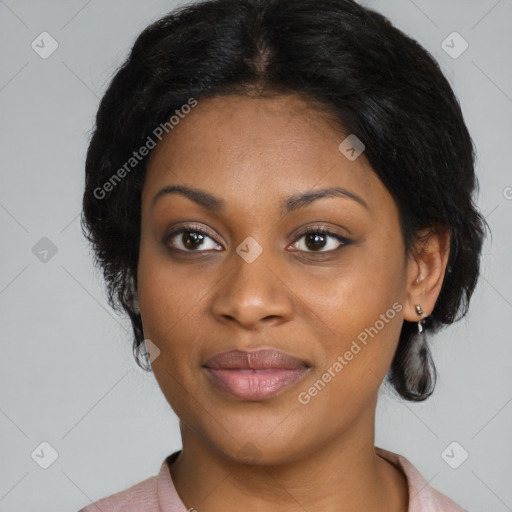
[{"left": 204, "top": 367, "right": 309, "bottom": 400}]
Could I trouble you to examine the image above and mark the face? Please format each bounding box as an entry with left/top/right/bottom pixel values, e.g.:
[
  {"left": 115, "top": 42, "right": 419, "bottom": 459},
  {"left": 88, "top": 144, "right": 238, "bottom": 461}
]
[{"left": 137, "top": 94, "right": 410, "bottom": 465}]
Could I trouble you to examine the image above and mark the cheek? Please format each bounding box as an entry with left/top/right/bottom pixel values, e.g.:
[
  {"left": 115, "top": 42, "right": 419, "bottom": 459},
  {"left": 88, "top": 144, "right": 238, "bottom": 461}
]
[
  {"left": 136, "top": 242, "right": 204, "bottom": 392},
  {"left": 137, "top": 253, "right": 206, "bottom": 418},
  {"left": 291, "top": 296, "right": 404, "bottom": 438},
  {"left": 137, "top": 227, "right": 205, "bottom": 337},
  {"left": 296, "top": 240, "right": 406, "bottom": 391},
  {"left": 300, "top": 243, "right": 405, "bottom": 337},
  {"left": 138, "top": 266, "right": 195, "bottom": 341}
]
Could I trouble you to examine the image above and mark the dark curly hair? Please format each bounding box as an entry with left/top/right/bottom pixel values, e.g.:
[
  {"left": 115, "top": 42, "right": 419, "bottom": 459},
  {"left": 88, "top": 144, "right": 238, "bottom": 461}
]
[{"left": 81, "top": 0, "right": 488, "bottom": 401}]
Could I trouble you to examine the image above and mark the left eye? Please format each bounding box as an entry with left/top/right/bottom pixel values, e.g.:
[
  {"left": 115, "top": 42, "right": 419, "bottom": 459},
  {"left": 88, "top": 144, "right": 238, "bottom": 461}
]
[{"left": 290, "top": 229, "right": 348, "bottom": 252}]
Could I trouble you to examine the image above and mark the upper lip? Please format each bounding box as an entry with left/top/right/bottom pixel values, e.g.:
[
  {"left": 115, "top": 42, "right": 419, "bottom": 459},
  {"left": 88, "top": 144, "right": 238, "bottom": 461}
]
[{"left": 203, "top": 349, "right": 309, "bottom": 370}]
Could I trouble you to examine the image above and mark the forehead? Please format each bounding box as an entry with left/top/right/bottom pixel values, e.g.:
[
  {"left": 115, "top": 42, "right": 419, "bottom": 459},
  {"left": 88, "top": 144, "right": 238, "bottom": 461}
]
[{"left": 143, "top": 94, "right": 390, "bottom": 219}]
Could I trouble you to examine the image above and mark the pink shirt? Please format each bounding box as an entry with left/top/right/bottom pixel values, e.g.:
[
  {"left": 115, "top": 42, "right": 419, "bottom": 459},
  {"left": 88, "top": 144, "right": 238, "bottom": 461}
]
[{"left": 77, "top": 447, "right": 469, "bottom": 511}]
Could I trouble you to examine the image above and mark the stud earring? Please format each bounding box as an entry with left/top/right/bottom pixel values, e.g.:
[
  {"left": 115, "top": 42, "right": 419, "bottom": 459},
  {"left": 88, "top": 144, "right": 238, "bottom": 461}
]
[{"left": 415, "top": 304, "right": 426, "bottom": 334}]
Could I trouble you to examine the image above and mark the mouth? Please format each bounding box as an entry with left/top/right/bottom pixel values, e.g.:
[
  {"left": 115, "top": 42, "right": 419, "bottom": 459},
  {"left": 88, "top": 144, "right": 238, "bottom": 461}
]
[{"left": 203, "top": 349, "right": 310, "bottom": 401}]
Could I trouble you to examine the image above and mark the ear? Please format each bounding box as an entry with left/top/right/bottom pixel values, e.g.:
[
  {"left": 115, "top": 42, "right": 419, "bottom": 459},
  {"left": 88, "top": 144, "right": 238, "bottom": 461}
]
[{"left": 404, "top": 225, "right": 451, "bottom": 322}]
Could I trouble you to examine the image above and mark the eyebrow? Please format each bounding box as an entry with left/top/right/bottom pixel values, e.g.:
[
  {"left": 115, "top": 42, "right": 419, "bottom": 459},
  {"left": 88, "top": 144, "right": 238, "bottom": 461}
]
[{"left": 151, "top": 185, "right": 369, "bottom": 214}]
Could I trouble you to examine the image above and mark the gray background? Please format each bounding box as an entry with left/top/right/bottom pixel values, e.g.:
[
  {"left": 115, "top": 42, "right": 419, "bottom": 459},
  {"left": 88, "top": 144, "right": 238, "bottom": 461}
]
[{"left": 1, "top": 0, "right": 511, "bottom": 511}]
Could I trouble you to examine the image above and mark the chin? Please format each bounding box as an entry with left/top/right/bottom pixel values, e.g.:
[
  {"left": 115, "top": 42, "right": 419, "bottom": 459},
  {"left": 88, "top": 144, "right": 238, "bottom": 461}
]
[{"left": 198, "top": 414, "right": 315, "bottom": 467}]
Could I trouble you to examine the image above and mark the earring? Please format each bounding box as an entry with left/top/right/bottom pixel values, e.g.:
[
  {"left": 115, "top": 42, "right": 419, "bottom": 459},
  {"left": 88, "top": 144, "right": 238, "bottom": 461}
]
[{"left": 415, "top": 304, "right": 426, "bottom": 334}]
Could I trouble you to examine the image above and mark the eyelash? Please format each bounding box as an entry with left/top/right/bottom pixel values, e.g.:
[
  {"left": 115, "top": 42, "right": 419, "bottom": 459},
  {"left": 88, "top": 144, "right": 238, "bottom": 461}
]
[{"left": 163, "top": 224, "right": 350, "bottom": 254}]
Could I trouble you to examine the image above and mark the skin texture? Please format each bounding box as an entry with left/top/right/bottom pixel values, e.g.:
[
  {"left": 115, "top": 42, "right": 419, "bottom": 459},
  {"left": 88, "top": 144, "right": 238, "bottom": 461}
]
[{"left": 137, "top": 94, "right": 450, "bottom": 512}]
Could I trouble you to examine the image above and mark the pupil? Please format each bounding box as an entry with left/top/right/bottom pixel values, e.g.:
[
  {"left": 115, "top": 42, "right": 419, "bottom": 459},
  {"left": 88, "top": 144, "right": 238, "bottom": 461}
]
[
  {"left": 306, "top": 233, "right": 325, "bottom": 251},
  {"left": 184, "top": 231, "right": 204, "bottom": 249}
]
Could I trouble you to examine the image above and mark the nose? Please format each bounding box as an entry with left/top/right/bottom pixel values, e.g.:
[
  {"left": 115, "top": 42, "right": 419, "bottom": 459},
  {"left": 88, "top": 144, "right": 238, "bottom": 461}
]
[{"left": 210, "top": 245, "right": 295, "bottom": 330}]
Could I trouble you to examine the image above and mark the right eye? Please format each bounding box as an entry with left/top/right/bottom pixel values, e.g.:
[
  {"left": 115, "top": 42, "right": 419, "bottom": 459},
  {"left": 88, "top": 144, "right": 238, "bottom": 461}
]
[{"left": 163, "top": 225, "right": 223, "bottom": 252}]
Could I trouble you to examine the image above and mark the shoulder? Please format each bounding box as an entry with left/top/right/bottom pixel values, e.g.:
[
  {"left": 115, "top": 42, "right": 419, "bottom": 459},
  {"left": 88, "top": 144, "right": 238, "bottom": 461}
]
[
  {"left": 75, "top": 451, "right": 183, "bottom": 512},
  {"left": 375, "top": 447, "right": 470, "bottom": 512},
  {"left": 77, "top": 473, "right": 159, "bottom": 512}
]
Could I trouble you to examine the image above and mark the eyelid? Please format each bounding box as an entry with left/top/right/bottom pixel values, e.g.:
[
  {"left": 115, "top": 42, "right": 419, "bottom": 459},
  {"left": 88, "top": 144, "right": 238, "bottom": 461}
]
[
  {"left": 169, "top": 222, "right": 217, "bottom": 239},
  {"left": 293, "top": 224, "right": 349, "bottom": 240}
]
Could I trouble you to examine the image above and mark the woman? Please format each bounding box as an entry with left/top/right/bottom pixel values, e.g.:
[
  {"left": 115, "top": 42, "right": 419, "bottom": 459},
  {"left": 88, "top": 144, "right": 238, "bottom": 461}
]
[{"left": 79, "top": 0, "right": 487, "bottom": 510}]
